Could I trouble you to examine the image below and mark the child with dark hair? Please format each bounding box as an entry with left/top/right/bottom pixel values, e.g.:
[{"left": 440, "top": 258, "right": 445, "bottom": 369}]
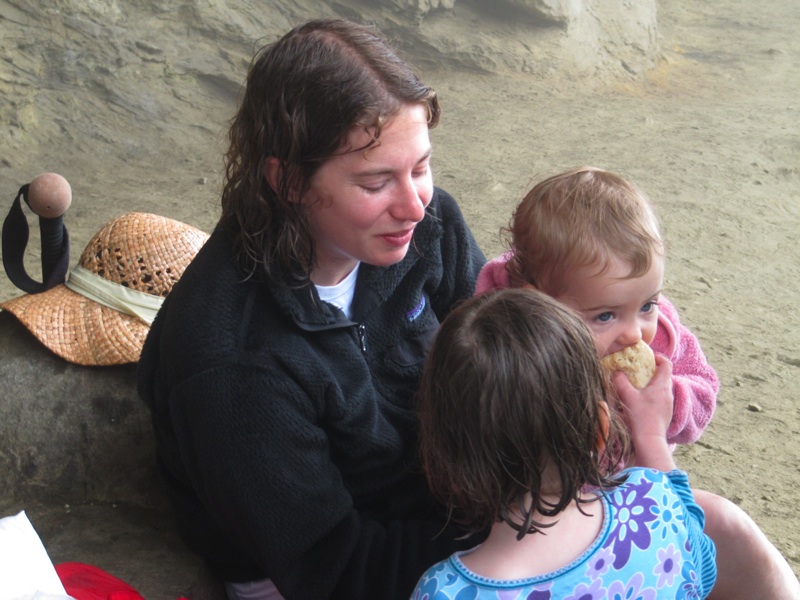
[{"left": 412, "top": 288, "right": 717, "bottom": 599}]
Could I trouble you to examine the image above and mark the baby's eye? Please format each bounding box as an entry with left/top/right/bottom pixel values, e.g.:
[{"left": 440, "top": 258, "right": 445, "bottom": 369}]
[
  {"left": 641, "top": 301, "right": 658, "bottom": 313},
  {"left": 596, "top": 311, "right": 613, "bottom": 323}
]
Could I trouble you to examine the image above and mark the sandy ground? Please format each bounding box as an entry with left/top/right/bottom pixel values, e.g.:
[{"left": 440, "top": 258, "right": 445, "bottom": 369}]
[{"left": 2, "top": 0, "right": 800, "bottom": 583}]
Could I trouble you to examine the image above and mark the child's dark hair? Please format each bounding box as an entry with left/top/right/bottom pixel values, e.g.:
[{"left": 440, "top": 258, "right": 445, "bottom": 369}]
[{"left": 418, "top": 288, "right": 628, "bottom": 538}]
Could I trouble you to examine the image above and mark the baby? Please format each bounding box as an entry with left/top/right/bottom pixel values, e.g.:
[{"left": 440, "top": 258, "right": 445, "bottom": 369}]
[
  {"left": 475, "top": 166, "right": 718, "bottom": 445},
  {"left": 472, "top": 166, "right": 800, "bottom": 599}
]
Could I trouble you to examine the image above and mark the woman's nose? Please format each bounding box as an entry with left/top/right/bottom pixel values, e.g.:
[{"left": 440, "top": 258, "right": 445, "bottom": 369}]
[{"left": 393, "top": 177, "right": 428, "bottom": 223}]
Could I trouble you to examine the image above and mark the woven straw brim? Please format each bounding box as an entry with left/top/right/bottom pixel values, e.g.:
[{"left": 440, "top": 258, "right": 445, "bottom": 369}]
[{"left": 1, "top": 285, "right": 147, "bottom": 366}]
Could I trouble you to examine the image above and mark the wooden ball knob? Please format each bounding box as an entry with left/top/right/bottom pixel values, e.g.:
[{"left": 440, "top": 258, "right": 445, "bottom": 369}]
[{"left": 28, "top": 173, "right": 72, "bottom": 218}]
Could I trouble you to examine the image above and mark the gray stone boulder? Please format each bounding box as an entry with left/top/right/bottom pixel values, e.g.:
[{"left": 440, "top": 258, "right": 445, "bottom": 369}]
[
  {"left": 0, "top": 310, "right": 165, "bottom": 509},
  {"left": 0, "top": 310, "right": 227, "bottom": 598}
]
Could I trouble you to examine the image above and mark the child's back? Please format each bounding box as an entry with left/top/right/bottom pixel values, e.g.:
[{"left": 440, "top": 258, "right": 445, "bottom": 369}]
[{"left": 414, "top": 467, "right": 713, "bottom": 599}]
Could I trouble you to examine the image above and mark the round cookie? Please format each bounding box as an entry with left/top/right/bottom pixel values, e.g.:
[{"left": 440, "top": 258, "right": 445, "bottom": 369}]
[{"left": 600, "top": 339, "right": 656, "bottom": 389}]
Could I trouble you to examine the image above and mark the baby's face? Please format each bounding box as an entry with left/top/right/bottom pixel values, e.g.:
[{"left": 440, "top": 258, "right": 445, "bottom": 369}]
[{"left": 553, "top": 256, "right": 664, "bottom": 358}]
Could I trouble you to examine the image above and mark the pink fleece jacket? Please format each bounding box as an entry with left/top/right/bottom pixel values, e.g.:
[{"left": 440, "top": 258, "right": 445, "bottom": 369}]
[{"left": 475, "top": 253, "right": 718, "bottom": 445}]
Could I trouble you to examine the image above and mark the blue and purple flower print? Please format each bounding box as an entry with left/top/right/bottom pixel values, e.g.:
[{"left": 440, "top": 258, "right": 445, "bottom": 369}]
[
  {"left": 606, "top": 475, "right": 658, "bottom": 569},
  {"left": 409, "top": 468, "right": 715, "bottom": 600}
]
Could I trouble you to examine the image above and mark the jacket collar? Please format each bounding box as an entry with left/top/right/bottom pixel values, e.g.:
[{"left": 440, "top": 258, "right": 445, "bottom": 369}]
[{"left": 271, "top": 192, "right": 444, "bottom": 329}]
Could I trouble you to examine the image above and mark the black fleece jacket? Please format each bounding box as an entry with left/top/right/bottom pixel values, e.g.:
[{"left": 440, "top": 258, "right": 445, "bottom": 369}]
[{"left": 138, "top": 188, "right": 486, "bottom": 599}]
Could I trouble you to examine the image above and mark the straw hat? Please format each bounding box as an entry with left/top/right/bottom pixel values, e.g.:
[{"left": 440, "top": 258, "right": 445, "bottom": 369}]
[{"left": 1, "top": 212, "right": 209, "bottom": 366}]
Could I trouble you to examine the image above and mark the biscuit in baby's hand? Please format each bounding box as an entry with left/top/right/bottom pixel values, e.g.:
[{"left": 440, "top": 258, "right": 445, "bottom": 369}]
[{"left": 601, "top": 339, "right": 656, "bottom": 389}]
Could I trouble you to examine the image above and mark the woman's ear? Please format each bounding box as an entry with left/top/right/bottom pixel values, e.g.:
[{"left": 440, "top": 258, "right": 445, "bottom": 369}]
[
  {"left": 263, "top": 157, "right": 282, "bottom": 194},
  {"left": 596, "top": 401, "right": 610, "bottom": 453}
]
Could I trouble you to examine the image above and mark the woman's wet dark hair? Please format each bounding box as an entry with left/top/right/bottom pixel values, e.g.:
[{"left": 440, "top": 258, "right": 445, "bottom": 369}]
[{"left": 219, "top": 18, "right": 440, "bottom": 283}]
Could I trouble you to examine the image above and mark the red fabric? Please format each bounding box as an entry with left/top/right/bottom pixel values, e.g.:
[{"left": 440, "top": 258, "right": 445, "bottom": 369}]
[{"left": 54, "top": 562, "right": 145, "bottom": 600}]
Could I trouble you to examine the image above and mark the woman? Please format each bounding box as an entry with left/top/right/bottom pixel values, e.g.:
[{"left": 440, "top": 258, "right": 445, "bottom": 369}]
[{"left": 138, "top": 18, "right": 486, "bottom": 600}]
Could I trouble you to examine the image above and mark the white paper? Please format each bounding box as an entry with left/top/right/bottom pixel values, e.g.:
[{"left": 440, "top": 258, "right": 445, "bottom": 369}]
[{"left": 0, "top": 510, "right": 74, "bottom": 600}]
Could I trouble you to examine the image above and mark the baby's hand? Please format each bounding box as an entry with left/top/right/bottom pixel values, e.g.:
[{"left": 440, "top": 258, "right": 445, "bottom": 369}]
[{"left": 613, "top": 354, "right": 676, "bottom": 471}]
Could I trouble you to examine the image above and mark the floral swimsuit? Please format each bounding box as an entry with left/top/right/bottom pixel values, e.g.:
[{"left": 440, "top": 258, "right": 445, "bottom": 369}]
[{"left": 411, "top": 468, "right": 717, "bottom": 600}]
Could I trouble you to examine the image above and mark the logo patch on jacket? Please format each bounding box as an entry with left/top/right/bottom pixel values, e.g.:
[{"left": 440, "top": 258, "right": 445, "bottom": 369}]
[{"left": 405, "top": 296, "right": 426, "bottom": 322}]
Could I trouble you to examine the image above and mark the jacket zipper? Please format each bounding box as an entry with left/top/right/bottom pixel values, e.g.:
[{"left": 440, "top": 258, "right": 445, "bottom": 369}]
[{"left": 357, "top": 323, "right": 367, "bottom": 353}]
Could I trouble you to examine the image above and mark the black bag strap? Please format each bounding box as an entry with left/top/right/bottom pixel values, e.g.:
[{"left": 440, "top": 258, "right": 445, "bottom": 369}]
[{"left": 2, "top": 184, "right": 70, "bottom": 294}]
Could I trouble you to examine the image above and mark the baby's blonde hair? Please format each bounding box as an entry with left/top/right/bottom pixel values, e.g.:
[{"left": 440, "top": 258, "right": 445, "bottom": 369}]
[{"left": 506, "top": 167, "right": 663, "bottom": 295}]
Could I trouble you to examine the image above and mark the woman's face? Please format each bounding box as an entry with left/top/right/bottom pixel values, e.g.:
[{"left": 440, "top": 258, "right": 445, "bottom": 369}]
[{"left": 303, "top": 104, "right": 434, "bottom": 286}]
